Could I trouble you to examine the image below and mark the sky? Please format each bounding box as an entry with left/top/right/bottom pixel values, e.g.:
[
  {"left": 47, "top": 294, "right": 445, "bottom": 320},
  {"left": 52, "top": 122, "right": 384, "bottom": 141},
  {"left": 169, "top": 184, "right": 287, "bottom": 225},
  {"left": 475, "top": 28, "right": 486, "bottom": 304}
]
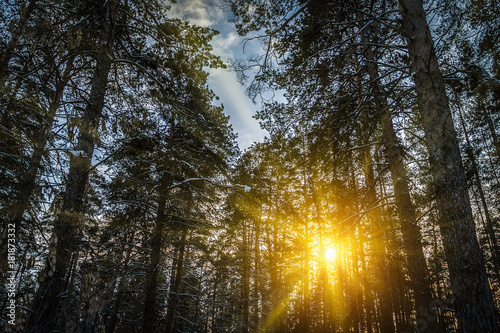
[{"left": 168, "top": 0, "right": 268, "bottom": 151}]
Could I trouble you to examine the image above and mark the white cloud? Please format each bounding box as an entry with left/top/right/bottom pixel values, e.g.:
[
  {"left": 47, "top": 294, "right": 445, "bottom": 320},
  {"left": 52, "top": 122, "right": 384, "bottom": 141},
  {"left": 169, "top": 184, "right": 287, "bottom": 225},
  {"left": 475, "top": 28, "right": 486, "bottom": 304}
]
[
  {"left": 212, "top": 31, "right": 240, "bottom": 61},
  {"left": 168, "top": 0, "right": 237, "bottom": 62},
  {"left": 168, "top": 0, "right": 224, "bottom": 27},
  {"left": 167, "top": 0, "right": 268, "bottom": 150},
  {"left": 208, "top": 69, "right": 267, "bottom": 150}
]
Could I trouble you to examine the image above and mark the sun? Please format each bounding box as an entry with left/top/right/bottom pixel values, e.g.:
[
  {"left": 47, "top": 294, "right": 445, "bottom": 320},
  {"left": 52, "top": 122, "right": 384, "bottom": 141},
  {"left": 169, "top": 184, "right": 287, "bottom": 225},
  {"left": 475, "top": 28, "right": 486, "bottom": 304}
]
[{"left": 324, "top": 247, "right": 337, "bottom": 260}]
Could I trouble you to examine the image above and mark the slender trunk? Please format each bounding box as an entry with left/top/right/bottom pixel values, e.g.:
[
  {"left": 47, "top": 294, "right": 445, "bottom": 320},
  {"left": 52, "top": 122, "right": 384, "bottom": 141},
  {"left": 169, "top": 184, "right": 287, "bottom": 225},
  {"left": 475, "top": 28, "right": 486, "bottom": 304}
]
[
  {"left": 356, "top": 12, "right": 439, "bottom": 331},
  {"left": 26, "top": 2, "right": 117, "bottom": 331},
  {"left": 430, "top": 217, "right": 449, "bottom": 331},
  {"left": 269, "top": 170, "right": 282, "bottom": 332},
  {"left": 299, "top": 156, "right": 310, "bottom": 333},
  {"left": 252, "top": 209, "right": 262, "bottom": 330},
  {"left": 242, "top": 219, "right": 250, "bottom": 333},
  {"left": 482, "top": 133, "right": 500, "bottom": 187},
  {"left": 15, "top": 55, "right": 75, "bottom": 224},
  {"left": 165, "top": 228, "right": 188, "bottom": 333},
  {"left": 456, "top": 97, "right": 500, "bottom": 278},
  {"left": 1, "top": 56, "right": 75, "bottom": 262},
  {"left": 0, "top": 0, "right": 37, "bottom": 81},
  {"left": 105, "top": 237, "right": 134, "bottom": 333},
  {"left": 0, "top": 55, "right": 75, "bottom": 303},
  {"left": 317, "top": 220, "right": 330, "bottom": 333},
  {"left": 359, "top": 232, "right": 374, "bottom": 333},
  {"left": 355, "top": 50, "right": 394, "bottom": 331},
  {"left": 141, "top": 189, "right": 168, "bottom": 333},
  {"left": 351, "top": 238, "right": 361, "bottom": 333},
  {"left": 301, "top": 221, "right": 310, "bottom": 332},
  {"left": 361, "top": 141, "right": 394, "bottom": 333},
  {"left": 335, "top": 256, "right": 346, "bottom": 332},
  {"left": 484, "top": 110, "right": 500, "bottom": 159},
  {"left": 399, "top": 0, "right": 499, "bottom": 330},
  {"left": 349, "top": 162, "right": 372, "bottom": 333},
  {"left": 380, "top": 109, "right": 438, "bottom": 332}
]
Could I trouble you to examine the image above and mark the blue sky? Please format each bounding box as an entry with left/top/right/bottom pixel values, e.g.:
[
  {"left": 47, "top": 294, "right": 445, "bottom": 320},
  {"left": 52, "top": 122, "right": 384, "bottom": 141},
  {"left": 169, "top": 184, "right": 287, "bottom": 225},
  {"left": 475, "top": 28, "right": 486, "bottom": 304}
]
[{"left": 169, "top": 0, "right": 268, "bottom": 150}]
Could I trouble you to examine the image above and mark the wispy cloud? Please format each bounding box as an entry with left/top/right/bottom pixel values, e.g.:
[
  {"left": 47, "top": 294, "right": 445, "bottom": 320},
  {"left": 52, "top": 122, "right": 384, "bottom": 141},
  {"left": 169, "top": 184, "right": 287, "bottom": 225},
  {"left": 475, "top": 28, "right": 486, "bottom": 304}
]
[
  {"left": 212, "top": 31, "right": 240, "bottom": 61},
  {"left": 208, "top": 69, "right": 267, "bottom": 150},
  {"left": 168, "top": 0, "right": 237, "bottom": 61},
  {"left": 168, "top": 0, "right": 268, "bottom": 150},
  {"left": 168, "top": 0, "right": 224, "bottom": 27}
]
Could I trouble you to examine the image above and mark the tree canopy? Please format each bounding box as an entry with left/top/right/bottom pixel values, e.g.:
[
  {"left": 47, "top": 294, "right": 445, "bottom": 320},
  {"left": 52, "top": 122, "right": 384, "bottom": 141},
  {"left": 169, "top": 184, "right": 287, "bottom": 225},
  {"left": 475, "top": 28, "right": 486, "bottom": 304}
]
[{"left": 0, "top": 0, "right": 499, "bottom": 332}]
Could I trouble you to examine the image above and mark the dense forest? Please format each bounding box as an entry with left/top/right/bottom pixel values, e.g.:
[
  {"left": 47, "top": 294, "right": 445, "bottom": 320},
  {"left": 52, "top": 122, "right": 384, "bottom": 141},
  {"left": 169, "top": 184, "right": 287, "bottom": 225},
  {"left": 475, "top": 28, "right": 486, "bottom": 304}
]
[{"left": 0, "top": 0, "right": 499, "bottom": 332}]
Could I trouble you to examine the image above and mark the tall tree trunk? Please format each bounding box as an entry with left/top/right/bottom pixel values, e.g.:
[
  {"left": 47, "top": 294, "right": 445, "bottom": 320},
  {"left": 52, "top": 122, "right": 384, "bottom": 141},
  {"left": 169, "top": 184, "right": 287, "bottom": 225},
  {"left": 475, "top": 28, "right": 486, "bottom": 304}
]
[
  {"left": 350, "top": 231, "right": 361, "bottom": 333},
  {"left": 430, "top": 216, "right": 450, "bottom": 331},
  {"left": 252, "top": 207, "right": 262, "bottom": 330},
  {"left": 348, "top": 161, "right": 373, "bottom": 333},
  {"left": 165, "top": 228, "right": 188, "bottom": 333},
  {"left": 26, "top": 2, "right": 118, "bottom": 331},
  {"left": 355, "top": 47, "right": 395, "bottom": 331},
  {"left": 356, "top": 12, "right": 439, "bottom": 331},
  {"left": 242, "top": 219, "right": 250, "bottom": 333},
  {"left": 0, "top": 0, "right": 37, "bottom": 81},
  {"left": 0, "top": 56, "right": 75, "bottom": 269},
  {"left": 301, "top": 212, "right": 310, "bottom": 333},
  {"left": 456, "top": 96, "right": 500, "bottom": 279},
  {"left": 13, "top": 55, "right": 75, "bottom": 226},
  {"left": 358, "top": 238, "right": 374, "bottom": 333},
  {"left": 268, "top": 169, "right": 282, "bottom": 333},
  {"left": 141, "top": 187, "right": 168, "bottom": 333},
  {"left": 399, "top": 0, "right": 499, "bottom": 331},
  {"left": 104, "top": 234, "right": 134, "bottom": 333},
  {"left": 361, "top": 140, "right": 395, "bottom": 333},
  {"left": 299, "top": 154, "right": 310, "bottom": 333},
  {"left": 0, "top": 55, "right": 75, "bottom": 309}
]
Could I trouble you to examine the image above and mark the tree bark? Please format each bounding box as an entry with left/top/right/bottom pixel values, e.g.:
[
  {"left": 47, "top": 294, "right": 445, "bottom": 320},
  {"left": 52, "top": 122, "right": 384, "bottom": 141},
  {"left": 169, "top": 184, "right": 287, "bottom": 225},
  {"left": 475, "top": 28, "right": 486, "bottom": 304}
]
[
  {"left": 356, "top": 11, "right": 439, "bottom": 331},
  {"left": 399, "top": 0, "right": 499, "bottom": 331},
  {"left": 0, "top": 0, "right": 37, "bottom": 81},
  {"left": 142, "top": 118, "right": 176, "bottom": 332},
  {"left": 165, "top": 228, "right": 188, "bottom": 333},
  {"left": 354, "top": 50, "right": 395, "bottom": 333},
  {"left": 0, "top": 55, "right": 75, "bottom": 298},
  {"left": 456, "top": 96, "right": 500, "bottom": 279},
  {"left": 252, "top": 207, "right": 262, "bottom": 330},
  {"left": 242, "top": 219, "right": 250, "bottom": 333},
  {"left": 141, "top": 188, "right": 168, "bottom": 333},
  {"left": 26, "top": 1, "right": 118, "bottom": 331},
  {"left": 1, "top": 55, "right": 75, "bottom": 248},
  {"left": 104, "top": 235, "right": 134, "bottom": 333},
  {"left": 361, "top": 139, "right": 395, "bottom": 333}
]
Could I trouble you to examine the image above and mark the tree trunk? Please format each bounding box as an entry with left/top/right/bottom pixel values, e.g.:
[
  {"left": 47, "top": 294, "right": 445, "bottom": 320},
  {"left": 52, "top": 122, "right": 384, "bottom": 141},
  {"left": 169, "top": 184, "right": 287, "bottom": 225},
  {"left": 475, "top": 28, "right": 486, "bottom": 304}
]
[
  {"left": 165, "top": 228, "right": 188, "bottom": 333},
  {"left": 361, "top": 140, "right": 395, "bottom": 333},
  {"left": 104, "top": 235, "right": 134, "bottom": 333},
  {"left": 0, "top": 55, "right": 75, "bottom": 304},
  {"left": 141, "top": 189, "right": 168, "bottom": 333},
  {"left": 242, "top": 219, "right": 250, "bottom": 333},
  {"left": 252, "top": 209, "right": 262, "bottom": 330},
  {"left": 355, "top": 49, "right": 395, "bottom": 332},
  {"left": 302, "top": 209, "right": 310, "bottom": 332},
  {"left": 456, "top": 96, "right": 500, "bottom": 279},
  {"left": 0, "top": 55, "right": 75, "bottom": 266},
  {"left": 26, "top": 1, "right": 117, "bottom": 331},
  {"left": 0, "top": 0, "right": 37, "bottom": 81},
  {"left": 348, "top": 162, "right": 373, "bottom": 333},
  {"left": 268, "top": 170, "right": 282, "bottom": 333},
  {"left": 399, "top": 0, "right": 499, "bottom": 331},
  {"left": 482, "top": 107, "right": 500, "bottom": 159},
  {"left": 356, "top": 12, "right": 439, "bottom": 331}
]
